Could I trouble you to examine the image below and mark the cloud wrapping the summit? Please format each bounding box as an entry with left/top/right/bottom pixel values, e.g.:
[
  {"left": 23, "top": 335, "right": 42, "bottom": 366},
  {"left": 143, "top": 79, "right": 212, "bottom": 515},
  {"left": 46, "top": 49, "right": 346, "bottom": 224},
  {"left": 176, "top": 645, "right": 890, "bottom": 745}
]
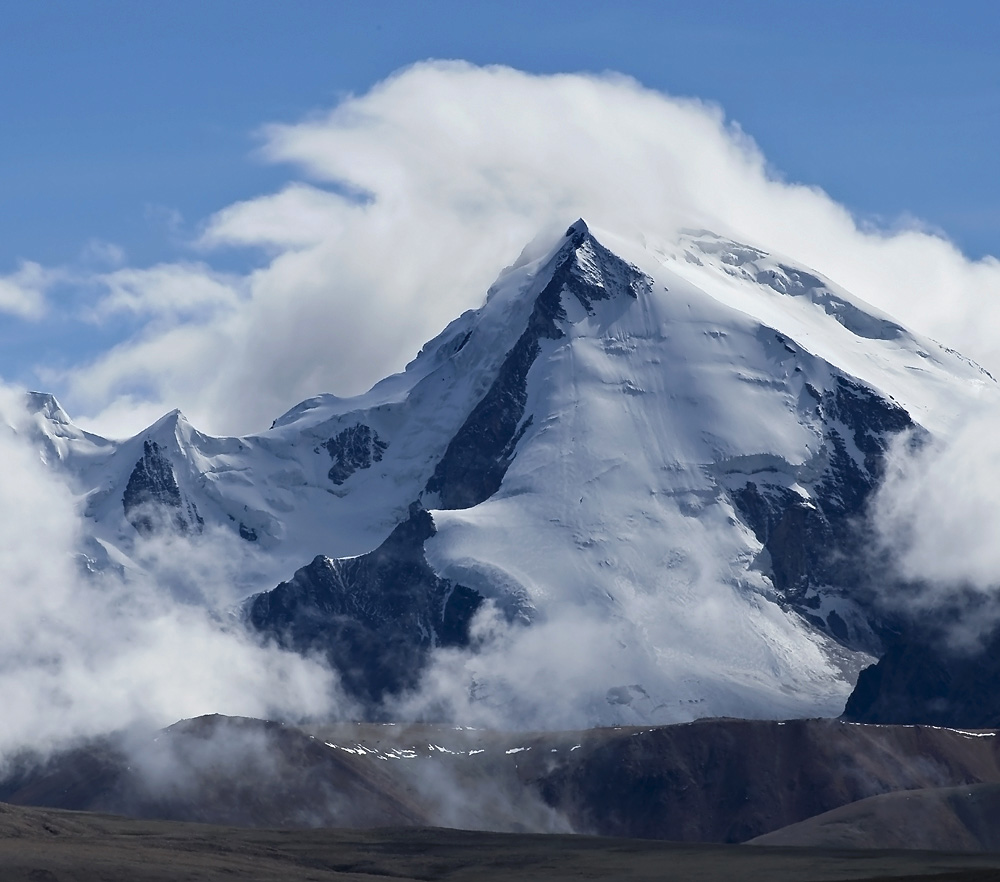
[{"left": 33, "top": 60, "right": 999, "bottom": 438}]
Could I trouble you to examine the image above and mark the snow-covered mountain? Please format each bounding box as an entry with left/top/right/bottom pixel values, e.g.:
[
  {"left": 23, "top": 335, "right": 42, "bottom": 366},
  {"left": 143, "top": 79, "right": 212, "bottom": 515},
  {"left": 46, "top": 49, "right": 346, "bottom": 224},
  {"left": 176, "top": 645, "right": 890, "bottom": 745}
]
[{"left": 27, "top": 221, "right": 994, "bottom": 727}]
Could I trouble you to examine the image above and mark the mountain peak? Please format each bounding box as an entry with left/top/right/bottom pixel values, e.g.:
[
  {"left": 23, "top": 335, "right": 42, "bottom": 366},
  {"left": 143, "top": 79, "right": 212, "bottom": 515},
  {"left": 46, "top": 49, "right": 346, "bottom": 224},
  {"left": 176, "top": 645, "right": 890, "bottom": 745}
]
[
  {"left": 25, "top": 391, "right": 71, "bottom": 424},
  {"left": 133, "top": 408, "right": 199, "bottom": 455},
  {"left": 22, "top": 221, "right": 1000, "bottom": 729},
  {"left": 147, "top": 408, "right": 189, "bottom": 431}
]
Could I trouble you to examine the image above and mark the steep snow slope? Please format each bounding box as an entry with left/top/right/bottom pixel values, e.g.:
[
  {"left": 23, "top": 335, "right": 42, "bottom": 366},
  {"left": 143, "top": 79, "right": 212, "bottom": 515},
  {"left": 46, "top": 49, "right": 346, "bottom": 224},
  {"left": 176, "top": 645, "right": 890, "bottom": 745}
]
[
  {"left": 28, "top": 221, "right": 995, "bottom": 726},
  {"left": 401, "top": 223, "right": 991, "bottom": 724}
]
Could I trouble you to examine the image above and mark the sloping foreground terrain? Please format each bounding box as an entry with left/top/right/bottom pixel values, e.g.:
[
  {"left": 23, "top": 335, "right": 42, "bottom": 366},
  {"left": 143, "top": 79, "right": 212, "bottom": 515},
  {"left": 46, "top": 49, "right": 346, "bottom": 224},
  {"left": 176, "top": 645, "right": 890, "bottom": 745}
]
[
  {"left": 751, "top": 782, "right": 1000, "bottom": 851},
  {"left": 6, "top": 715, "right": 1000, "bottom": 849},
  {"left": 2, "top": 803, "right": 1000, "bottom": 882}
]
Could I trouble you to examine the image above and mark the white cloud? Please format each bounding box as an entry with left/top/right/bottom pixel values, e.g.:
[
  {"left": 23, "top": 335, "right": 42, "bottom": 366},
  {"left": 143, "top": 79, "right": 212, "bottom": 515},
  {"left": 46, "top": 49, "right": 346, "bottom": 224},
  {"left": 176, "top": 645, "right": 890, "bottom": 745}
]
[
  {"left": 872, "top": 412, "right": 1000, "bottom": 643},
  {"left": 80, "top": 238, "right": 127, "bottom": 267},
  {"left": 199, "top": 182, "right": 353, "bottom": 250},
  {"left": 90, "top": 263, "right": 242, "bottom": 321},
  {"left": 25, "top": 61, "right": 1000, "bottom": 444},
  {"left": 0, "top": 386, "right": 346, "bottom": 756},
  {"left": 0, "top": 260, "right": 56, "bottom": 320}
]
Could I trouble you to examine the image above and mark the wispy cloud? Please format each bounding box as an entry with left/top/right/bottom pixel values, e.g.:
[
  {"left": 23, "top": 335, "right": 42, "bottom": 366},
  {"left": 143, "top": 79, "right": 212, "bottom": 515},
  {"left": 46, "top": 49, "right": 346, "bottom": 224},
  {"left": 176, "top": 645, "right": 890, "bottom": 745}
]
[
  {"left": 89, "top": 263, "right": 243, "bottom": 321},
  {"left": 199, "top": 183, "right": 354, "bottom": 251},
  {"left": 80, "top": 238, "right": 127, "bottom": 268},
  {"left": 872, "top": 411, "right": 1000, "bottom": 646},
  {"left": 0, "top": 260, "right": 58, "bottom": 320}
]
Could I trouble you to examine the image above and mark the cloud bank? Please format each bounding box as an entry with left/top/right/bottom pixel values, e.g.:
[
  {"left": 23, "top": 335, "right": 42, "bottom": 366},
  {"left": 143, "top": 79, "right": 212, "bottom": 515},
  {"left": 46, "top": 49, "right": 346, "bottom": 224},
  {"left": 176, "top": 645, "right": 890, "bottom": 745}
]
[
  {"left": 16, "top": 60, "right": 996, "bottom": 438},
  {"left": 0, "top": 387, "right": 344, "bottom": 758},
  {"left": 872, "top": 412, "right": 1000, "bottom": 646}
]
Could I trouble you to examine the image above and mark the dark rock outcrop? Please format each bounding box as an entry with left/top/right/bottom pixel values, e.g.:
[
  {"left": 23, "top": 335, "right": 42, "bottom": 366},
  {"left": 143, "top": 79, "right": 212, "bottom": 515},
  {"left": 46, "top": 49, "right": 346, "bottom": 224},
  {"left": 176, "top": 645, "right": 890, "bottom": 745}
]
[
  {"left": 325, "top": 423, "right": 388, "bottom": 485},
  {"left": 843, "top": 627, "right": 1000, "bottom": 727},
  {"left": 423, "top": 245, "right": 566, "bottom": 510},
  {"left": 245, "top": 507, "right": 482, "bottom": 706},
  {"left": 730, "top": 377, "right": 914, "bottom": 649},
  {"left": 758, "top": 264, "right": 905, "bottom": 341},
  {"left": 122, "top": 440, "right": 203, "bottom": 535}
]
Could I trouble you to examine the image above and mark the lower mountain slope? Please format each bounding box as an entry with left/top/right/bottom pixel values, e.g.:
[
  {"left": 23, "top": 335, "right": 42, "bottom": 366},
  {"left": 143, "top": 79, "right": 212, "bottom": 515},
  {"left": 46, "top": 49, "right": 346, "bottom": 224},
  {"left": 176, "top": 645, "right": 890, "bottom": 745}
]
[
  {"left": 6, "top": 714, "right": 1000, "bottom": 848},
  {"left": 750, "top": 782, "right": 1000, "bottom": 852},
  {"left": 0, "top": 715, "right": 427, "bottom": 830}
]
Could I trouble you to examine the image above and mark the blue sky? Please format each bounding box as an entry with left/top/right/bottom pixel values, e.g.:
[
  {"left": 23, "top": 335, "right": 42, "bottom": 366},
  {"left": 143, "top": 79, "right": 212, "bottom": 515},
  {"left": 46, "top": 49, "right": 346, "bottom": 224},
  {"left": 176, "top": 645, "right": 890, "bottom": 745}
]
[
  {"left": 2, "top": 1, "right": 999, "bottom": 434},
  {"left": 4, "top": 1, "right": 997, "bottom": 265}
]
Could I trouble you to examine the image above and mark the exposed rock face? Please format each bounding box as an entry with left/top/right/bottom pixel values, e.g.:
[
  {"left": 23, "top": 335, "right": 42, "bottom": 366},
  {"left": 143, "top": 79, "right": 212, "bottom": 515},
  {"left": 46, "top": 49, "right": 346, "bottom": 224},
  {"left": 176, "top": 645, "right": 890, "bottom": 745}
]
[
  {"left": 325, "top": 423, "right": 388, "bottom": 485},
  {"left": 424, "top": 238, "right": 567, "bottom": 510},
  {"left": 122, "top": 440, "right": 203, "bottom": 535},
  {"left": 758, "top": 264, "right": 905, "bottom": 341},
  {"left": 426, "top": 224, "right": 650, "bottom": 510},
  {"left": 843, "top": 629, "right": 1000, "bottom": 727},
  {"left": 729, "top": 376, "right": 914, "bottom": 649},
  {"left": 245, "top": 507, "right": 483, "bottom": 705}
]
